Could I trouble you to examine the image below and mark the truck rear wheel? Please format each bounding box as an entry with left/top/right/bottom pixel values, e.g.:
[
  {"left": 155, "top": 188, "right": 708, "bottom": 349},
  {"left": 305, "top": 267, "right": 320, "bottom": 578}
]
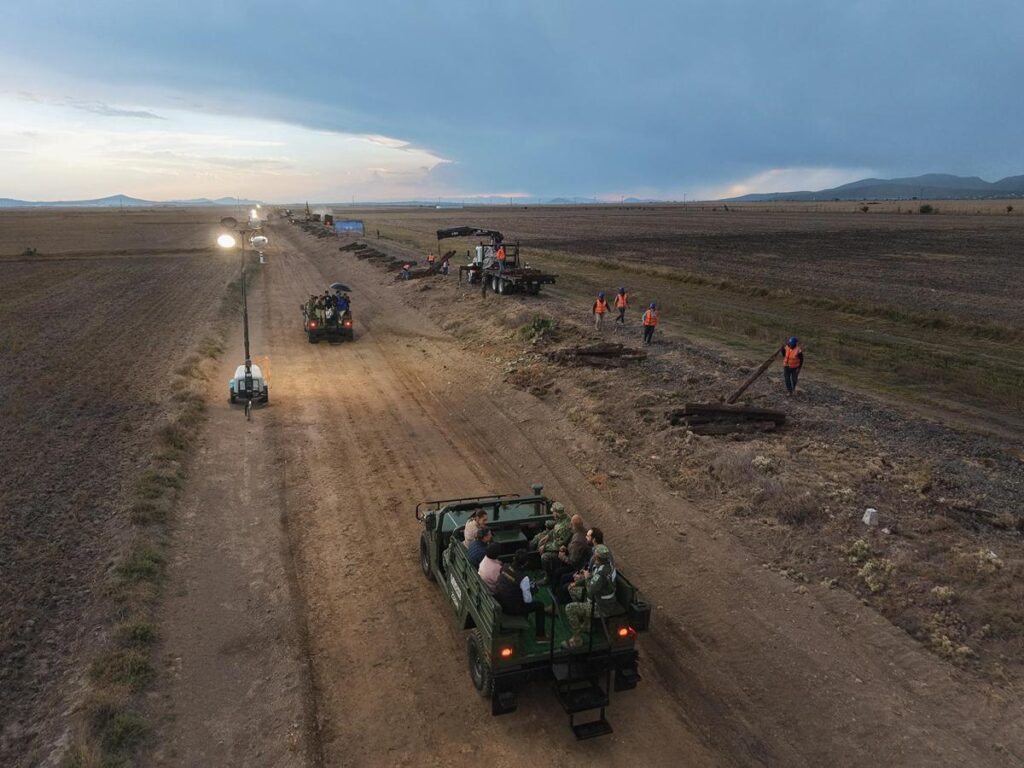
[
  {"left": 308, "top": 334, "right": 317, "bottom": 344},
  {"left": 419, "top": 532, "right": 435, "bottom": 582},
  {"left": 467, "top": 630, "right": 493, "bottom": 696}
]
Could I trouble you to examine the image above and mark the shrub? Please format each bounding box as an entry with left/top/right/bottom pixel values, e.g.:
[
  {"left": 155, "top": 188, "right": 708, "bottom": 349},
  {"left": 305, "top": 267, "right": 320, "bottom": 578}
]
[
  {"left": 1007, "top": 205, "right": 1014, "bottom": 214},
  {"left": 860, "top": 206, "right": 870, "bottom": 213},
  {"left": 90, "top": 650, "right": 154, "bottom": 691},
  {"left": 116, "top": 548, "right": 165, "bottom": 583},
  {"left": 519, "top": 315, "right": 556, "bottom": 344},
  {"left": 919, "top": 204, "right": 935, "bottom": 214},
  {"left": 859, "top": 558, "right": 895, "bottom": 593},
  {"left": 753, "top": 477, "right": 822, "bottom": 525},
  {"left": 844, "top": 538, "right": 873, "bottom": 564}
]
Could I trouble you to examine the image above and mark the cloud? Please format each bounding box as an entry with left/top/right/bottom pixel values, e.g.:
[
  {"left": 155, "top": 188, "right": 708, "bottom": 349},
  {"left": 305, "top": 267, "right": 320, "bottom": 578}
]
[{"left": 64, "top": 99, "right": 165, "bottom": 120}]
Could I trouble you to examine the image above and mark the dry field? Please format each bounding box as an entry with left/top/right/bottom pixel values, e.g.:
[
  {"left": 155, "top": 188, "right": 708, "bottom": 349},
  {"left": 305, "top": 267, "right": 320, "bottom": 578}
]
[
  {"left": 2, "top": 204, "right": 1022, "bottom": 767},
  {"left": 0, "top": 209, "right": 239, "bottom": 764},
  {"left": 360, "top": 203, "right": 1024, "bottom": 419}
]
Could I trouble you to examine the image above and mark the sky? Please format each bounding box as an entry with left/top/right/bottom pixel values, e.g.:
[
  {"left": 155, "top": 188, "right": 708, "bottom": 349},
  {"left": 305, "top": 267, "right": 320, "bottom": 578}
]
[{"left": 1, "top": 1, "right": 1021, "bottom": 202}]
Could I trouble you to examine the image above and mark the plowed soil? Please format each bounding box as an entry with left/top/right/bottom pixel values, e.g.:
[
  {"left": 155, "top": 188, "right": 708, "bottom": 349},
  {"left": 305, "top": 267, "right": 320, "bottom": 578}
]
[
  {"left": 0, "top": 209, "right": 237, "bottom": 764},
  {"left": 151, "top": 216, "right": 1021, "bottom": 767}
]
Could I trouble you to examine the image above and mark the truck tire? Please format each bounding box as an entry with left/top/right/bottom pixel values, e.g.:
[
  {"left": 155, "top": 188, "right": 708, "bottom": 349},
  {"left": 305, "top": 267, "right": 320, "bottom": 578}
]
[
  {"left": 229, "top": 392, "right": 236, "bottom": 404},
  {"left": 419, "top": 532, "right": 435, "bottom": 582},
  {"left": 497, "top": 279, "right": 507, "bottom": 295},
  {"left": 467, "top": 630, "right": 493, "bottom": 696},
  {"left": 528, "top": 282, "right": 540, "bottom": 295},
  {"left": 308, "top": 333, "right": 317, "bottom": 344},
  {"left": 491, "top": 275, "right": 500, "bottom": 293}
]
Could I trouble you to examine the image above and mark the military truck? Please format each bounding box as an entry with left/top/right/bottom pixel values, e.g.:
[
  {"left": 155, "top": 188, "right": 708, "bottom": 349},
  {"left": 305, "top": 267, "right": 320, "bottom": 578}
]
[
  {"left": 415, "top": 485, "right": 650, "bottom": 739},
  {"left": 301, "top": 302, "right": 353, "bottom": 343}
]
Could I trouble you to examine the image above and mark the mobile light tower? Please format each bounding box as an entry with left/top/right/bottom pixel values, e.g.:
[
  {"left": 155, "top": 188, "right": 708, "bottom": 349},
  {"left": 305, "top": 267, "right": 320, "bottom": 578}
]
[{"left": 217, "top": 216, "right": 268, "bottom": 413}]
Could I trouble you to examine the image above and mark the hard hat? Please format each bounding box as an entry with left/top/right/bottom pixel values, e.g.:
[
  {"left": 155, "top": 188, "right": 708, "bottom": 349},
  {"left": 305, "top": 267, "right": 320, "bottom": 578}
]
[
  {"left": 618, "top": 287, "right": 626, "bottom": 292},
  {"left": 598, "top": 292, "right": 605, "bottom": 298},
  {"left": 649, "top": 302, "right": 657, "bottom": 309},
  {"left": 788, "top": 336, "right": 799, "bottom": 346}
]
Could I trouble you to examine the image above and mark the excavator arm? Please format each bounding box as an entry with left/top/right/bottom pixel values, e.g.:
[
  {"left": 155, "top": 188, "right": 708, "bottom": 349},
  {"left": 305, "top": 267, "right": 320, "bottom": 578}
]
[{"left": 436, "top": 226, "right": 504, "bottom": 244}]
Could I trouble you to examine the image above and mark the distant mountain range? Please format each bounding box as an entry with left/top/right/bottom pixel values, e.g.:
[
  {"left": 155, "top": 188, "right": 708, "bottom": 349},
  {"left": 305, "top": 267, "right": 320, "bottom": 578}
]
[
  {"left": 721, "top": 173, "right": 1024, "bottom": 202},
  {"left": 0, "top": 194, "right": 259, "bottom": 208}
]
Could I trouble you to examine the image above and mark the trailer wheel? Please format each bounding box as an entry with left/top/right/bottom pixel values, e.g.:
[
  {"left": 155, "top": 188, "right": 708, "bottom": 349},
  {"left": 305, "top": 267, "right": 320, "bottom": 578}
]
[
  {"left": 491, "top": 275, "right": 500, "bottom": 293},
  {"left": 419, "top": 532, "right": 435, "bottom": 582},
  {"left": 528, "top": 282, "right": 540, "bottom": 295},
  {"left": 467, "top": 630, "right": 493, "bottom": 696},
  {"left": 308, "top": 334, "right": 318, "bottom": 344}
]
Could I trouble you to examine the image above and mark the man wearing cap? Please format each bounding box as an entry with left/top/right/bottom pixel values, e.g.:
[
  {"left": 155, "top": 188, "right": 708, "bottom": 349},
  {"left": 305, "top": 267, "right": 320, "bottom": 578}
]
[
  {"left": 642, "top": 302, "right": 658, "bottom": 344},
  {"left": 529, "top": 502, "right": 570, "bottom": 554},
  {"left": 467, "top": 527, "right": 493, "bottom": 569},
  {"left": 563, "top": 545, "right": 617, "bottom": 649},
  {"left": 593, "top": 292, "right": 609, "bottom": 330},
  {"left": 614, "top": 287, "right": 628, "bottom": 325},
  {"left": 780, "top": 336, "right": 804, "bottom": 396}
]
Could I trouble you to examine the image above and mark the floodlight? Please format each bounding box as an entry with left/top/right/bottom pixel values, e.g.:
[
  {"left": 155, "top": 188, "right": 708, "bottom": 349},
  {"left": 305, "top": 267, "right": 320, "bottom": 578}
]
[{"left": 217, "top": 234, "right": 237, "bottom": 248}]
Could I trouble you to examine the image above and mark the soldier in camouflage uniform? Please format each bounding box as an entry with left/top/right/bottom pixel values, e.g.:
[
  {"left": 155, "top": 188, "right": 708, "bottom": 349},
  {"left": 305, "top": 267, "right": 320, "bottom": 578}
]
[
  {"left": 563, "top": 545, "right": 617, "bottom": 649},
  {"left": 529, "top": 501, "right": 569, "bottom": 551}
]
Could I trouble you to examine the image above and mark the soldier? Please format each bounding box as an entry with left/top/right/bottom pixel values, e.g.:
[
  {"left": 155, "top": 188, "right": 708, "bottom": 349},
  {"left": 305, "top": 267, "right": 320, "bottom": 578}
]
[
  {"left": 543, "top": 513, "right": 587, "bottom": 578},
  {"left": 529, "top": 501, "right": 569, "bottom": 551},
  {"left": 563, "top": 545, "right": 617, "bottom": 649}
]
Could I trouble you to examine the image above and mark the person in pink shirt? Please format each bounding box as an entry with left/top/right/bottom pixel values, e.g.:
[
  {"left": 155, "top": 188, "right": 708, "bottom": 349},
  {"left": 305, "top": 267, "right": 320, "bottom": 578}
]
[{"left": 478, "top": 543, "right": 503, "bottom": 592}]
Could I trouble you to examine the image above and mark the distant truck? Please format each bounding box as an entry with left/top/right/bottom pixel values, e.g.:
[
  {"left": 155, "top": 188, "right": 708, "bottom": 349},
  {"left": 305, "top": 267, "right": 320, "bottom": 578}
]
[
  {"left": 415, "top": 486, "right": 649, "bottom": 739},
  {"left": 228, "top": 363, "right": 268, "bottom": 404},
  {"left": 301, "top": 301, "right": 353, "bottom": 343},
  {"left": 438, "top": 226, "right": 557, "bottom": 295}
]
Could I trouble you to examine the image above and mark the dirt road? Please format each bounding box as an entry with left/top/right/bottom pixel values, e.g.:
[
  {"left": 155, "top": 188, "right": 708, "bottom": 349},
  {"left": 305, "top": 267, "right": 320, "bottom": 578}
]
[{"left": 152, "top": 221, "right": 1022, "bottom": 767}]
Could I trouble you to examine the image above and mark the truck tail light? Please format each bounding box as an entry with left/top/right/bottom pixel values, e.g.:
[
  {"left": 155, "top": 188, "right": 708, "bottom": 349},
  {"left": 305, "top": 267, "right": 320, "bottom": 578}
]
[
  {"left": 617, "top": 626, "right": 635, "bottom": 638},
  {"left": 310, "top": 321, "right": 317, "bottom": 328},
  {"left": 499, "top": 647, "right": 513, "bottom": 659}
]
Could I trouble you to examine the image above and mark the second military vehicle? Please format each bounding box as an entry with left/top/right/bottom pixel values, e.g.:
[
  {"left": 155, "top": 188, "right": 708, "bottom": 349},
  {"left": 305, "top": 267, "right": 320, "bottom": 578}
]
[{"left": 415, "top": 485, "right": 650, "bottom": 739}]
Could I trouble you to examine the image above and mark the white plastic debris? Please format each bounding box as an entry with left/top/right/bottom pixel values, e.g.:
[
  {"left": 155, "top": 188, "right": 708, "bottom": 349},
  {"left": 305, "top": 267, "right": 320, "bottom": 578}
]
[{"left": 862, "top": 508, "right": 879, "bottom": 526}]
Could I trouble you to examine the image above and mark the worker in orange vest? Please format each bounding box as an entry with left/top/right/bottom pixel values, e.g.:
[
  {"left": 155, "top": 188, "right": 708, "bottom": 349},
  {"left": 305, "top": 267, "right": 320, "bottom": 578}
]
[
  {"left": 427, "top": 253, "right": 436, "bottom": 269},
  {"left": 495, "top": 245, "right": 506, "bottom": 270},
  {"left": 593, "top": 292, "right": 609, "bottom": 330},
  {"left": 642, "top": 302, "right": 658, "bottom": 344},
  {"left": 614, "top": 287, "right": 628, "bottom": 324},
  {"left": 780, "top": 336, "right": 804, "bottom": 395}
]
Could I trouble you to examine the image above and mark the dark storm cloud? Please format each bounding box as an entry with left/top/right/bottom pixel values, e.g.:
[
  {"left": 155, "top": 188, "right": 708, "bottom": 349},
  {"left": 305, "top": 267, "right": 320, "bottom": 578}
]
[{"left": 2, "top": 0, "right": 1022, "bottom": 196}]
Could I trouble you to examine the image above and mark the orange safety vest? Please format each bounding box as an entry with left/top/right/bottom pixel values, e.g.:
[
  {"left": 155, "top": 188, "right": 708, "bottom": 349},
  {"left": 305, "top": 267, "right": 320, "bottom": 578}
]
[
  {"left": 594, "top": 298, "right": 608, "bottom": 314},
  {"left": 783, "top": 345, "right": 802, "bottom": 368},
  {"left": 496, "top": 246, "right": 506, "bottom": 261},
  {"left": 615, "top": 293, "right": 628, "bottom": 309},
  {"left": 642, "top": 309, "right": 658, "bottom": 326},
  {"left": 427, "top": 254, "right": 436, "bottom": 264}
]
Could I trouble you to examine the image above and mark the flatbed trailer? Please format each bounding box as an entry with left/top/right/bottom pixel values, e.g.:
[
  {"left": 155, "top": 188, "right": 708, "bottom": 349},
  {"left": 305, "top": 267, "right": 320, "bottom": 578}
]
[
  {"left": 438, "top": 226, "right": 557, "bottom": 295},
  {"left": 415, "top": 487, "right": 650, "bottom": 739}
]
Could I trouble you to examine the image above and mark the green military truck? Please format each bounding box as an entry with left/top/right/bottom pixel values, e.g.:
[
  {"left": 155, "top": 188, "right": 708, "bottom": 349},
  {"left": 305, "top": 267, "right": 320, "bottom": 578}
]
[{"left": 415, "top": 485, "right": 651, "bottom": 739}]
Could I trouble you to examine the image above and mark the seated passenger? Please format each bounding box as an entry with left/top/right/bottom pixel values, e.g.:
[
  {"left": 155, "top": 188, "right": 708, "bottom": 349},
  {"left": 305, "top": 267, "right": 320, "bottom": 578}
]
[
  {"left": 543, "top": 514, "right": 587, "bottom": 578},
  {"left": 463, "top": 508, "right": 487, "bottom": 549},
  {"left": 557, "top": 526, "right": 602, "bottom": 604},
  {"left": 494, "top": 550, "right": 551, "bottom": 642},
  {"left": 563, "top": 545, "right": 617, "bottom": 650},
  {"left": 467, "top": 527, "right": 493, "bottom": 568},
  {"left": 478, "top": 542, "right": 503, "bottom": 592}
]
